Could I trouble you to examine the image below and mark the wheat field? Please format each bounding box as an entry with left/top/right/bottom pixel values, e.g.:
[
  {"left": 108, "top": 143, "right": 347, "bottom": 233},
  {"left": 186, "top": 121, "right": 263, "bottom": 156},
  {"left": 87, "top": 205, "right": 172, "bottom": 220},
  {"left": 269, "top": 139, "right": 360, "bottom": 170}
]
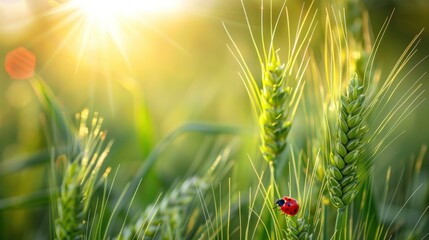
[{"left": 0, "top": 0, "right": 428, "bottom": 239}]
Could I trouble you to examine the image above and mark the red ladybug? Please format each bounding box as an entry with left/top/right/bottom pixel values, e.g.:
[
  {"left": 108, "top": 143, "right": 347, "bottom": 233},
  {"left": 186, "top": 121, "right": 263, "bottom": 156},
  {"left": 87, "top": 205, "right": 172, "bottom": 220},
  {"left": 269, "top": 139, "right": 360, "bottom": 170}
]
[{"left": 274, "top": 196, "right": 299, "bottom": 216}]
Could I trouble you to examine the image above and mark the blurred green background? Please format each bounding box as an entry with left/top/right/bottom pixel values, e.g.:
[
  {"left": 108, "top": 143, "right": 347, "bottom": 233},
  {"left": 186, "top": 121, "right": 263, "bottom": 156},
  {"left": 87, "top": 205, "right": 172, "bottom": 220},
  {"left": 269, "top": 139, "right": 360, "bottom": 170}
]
[{"left": 0, "top": 0, "right": 428, "bottom": 238}]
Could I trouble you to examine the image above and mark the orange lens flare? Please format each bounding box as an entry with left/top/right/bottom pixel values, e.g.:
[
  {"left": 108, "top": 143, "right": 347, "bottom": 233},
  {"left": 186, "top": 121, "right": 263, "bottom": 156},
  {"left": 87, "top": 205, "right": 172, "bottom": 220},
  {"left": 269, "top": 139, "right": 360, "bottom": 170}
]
[{"left": 4, "top": 47, "right": 36, "bottom": 80}]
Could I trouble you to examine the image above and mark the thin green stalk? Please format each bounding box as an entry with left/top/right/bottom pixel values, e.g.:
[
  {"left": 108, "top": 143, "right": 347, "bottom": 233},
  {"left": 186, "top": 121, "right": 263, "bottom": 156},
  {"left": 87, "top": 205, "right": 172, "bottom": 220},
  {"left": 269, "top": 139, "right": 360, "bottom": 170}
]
[
  {"left": 334, "top": 207, "right": 346, "bottom": 240},
  {"left": 269, "top": 161, "right": 275, "bottom": 240}
]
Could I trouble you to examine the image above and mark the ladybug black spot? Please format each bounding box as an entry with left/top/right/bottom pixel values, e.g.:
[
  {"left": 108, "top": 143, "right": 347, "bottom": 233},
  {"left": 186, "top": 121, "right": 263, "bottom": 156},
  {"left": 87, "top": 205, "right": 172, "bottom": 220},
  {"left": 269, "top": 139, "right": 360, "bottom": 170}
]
[
  {"left": 287, "top": 203, "right": 290, "bottom": 207},
  {"left": 275, "top": 199, "right": 285, "bottom": 207},
  {"left": 294, "top": 209, "right": 297, "bottom": 213}
]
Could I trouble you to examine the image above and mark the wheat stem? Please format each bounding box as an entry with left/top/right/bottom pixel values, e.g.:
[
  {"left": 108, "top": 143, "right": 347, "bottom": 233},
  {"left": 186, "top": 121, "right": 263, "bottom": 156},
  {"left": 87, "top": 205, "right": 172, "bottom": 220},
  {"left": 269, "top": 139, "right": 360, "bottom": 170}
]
[
  {"left": 269, "top": 161, "right": 275, "bottom": 240},
  {"left": 334, "top": 207, "right": 346, "bottom": 240}
]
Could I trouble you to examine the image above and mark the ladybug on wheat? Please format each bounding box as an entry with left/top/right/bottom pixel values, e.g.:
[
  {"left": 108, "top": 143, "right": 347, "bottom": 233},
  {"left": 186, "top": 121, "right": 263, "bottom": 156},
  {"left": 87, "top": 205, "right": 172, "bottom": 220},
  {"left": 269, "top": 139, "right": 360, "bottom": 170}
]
[{"left": 274, "top": 196, "right": 299, "bottom": 216}]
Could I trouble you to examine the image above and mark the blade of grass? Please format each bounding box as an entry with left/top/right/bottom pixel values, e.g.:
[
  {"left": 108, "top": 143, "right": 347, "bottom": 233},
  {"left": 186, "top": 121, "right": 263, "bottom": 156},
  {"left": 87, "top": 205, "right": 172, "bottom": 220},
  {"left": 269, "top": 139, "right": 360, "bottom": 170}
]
[
  {"left": 0, "top": 189, "right": 51, "bottom": 211},
  {"left": 0, "top": 150, "right": 51, "bottom": 176}
]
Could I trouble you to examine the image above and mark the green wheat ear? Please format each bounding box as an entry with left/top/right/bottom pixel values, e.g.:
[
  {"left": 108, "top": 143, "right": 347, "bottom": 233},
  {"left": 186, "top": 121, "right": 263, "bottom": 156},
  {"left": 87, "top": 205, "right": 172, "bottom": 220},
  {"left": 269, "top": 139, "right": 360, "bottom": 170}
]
[
  {"left": 327, "top": 74, "right": 366, "bottom": 208},
  {"left": 286, "top": 216, "right": 312, "bottom": 240},
  {"left": 259, "top": 53, "right": 292, "bottom": 163},
  {"left": 118, "top": 177, "right": 208, "bottom": 240},
  {"left": 55, "top": 161, "right": 84, "bottom": 239},
  {"left": 53, "top": 109, "right": 112, "bottom": 240},
  {"left": 224, "top": 1, "right": 316, "bottom": 167}
]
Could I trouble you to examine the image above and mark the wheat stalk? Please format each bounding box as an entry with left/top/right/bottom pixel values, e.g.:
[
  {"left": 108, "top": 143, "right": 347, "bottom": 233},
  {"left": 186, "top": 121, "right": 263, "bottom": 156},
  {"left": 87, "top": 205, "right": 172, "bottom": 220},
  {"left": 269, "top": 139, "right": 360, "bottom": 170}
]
[
  {"left": 224, "top": 1, "right": 317, "bottom": 167},
  {"left": 322, "top": 6, "right": 427, "bottom": 239},
  {"left": 222, "top": 2, "right": 319, "bottom": 239}
]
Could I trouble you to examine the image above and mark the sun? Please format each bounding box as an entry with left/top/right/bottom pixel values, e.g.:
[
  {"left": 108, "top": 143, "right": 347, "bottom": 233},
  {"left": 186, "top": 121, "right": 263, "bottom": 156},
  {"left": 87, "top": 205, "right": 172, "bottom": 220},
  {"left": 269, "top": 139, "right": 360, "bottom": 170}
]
[
  {"left": 65, "top": 0, "right": 185, "bottom": 44},
  {"left": 74, "top": 0, "right": 120, "bottom": 21},
  {"left": 72, "top": 0, "right": 182, "bottom": 21},
  {"left": 45, "top": 0, "right": 185, "bottom": 70}
]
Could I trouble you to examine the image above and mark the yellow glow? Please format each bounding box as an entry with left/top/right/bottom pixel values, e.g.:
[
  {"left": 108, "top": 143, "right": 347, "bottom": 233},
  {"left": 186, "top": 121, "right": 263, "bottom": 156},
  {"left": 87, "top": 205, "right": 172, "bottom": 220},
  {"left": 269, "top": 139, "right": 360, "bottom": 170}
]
[
  {"left": 73, "top": 0, "right": 182, "bottom": 21},
  {"left": 68, "top": 0, "right": 184, "bottom": 48},
  {"left": 43, "top": 0, "right": 185, "bottom": 81}
]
